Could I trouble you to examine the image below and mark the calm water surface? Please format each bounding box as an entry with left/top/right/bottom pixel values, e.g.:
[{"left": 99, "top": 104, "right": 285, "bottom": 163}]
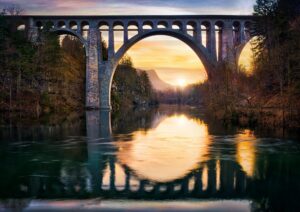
[{"left": 0, "top": 105, "right": 300, "bottom": 211}]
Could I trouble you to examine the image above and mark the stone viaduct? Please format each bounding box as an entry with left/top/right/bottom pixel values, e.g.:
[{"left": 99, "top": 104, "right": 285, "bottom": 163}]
[{"left": 11, "top": 15, "right": 254, "bottom": 110}]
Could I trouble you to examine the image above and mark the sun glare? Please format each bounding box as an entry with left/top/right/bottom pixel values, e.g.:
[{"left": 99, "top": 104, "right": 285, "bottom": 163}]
[{"left": 177, "top": 78, "right": 187, "bottom": 87}]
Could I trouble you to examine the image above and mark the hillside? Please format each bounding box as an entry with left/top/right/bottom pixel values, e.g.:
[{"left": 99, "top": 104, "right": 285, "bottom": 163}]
[{"left": 137, "top": 69, "right": 174, "bottom": 91}]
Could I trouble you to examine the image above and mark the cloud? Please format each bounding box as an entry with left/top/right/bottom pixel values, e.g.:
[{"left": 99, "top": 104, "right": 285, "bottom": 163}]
[{"left": 0, "top": 0, "right": 255, "bottom": 15}]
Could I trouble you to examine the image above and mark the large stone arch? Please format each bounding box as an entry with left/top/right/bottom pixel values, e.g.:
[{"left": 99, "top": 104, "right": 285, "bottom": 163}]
[
  {"left": 99, "top": 29, "right": 217, "bottom": 110},
  {"left": 115, "top": 29, "right": 216, "bottom": 77},
  {"left": 48, "top": 27, "right": 100, "bottom": 109}
]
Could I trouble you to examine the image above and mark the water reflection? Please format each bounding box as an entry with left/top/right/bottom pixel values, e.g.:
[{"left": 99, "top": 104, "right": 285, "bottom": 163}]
[
  {"left": 236, "top": 130, "right": 256, "bottom": 177},
  {"left": 0, "top": 106, "right": 300, "bottom": 211},
  {"left": 116, "top": 114, "right": 210, "bottom": 183}
]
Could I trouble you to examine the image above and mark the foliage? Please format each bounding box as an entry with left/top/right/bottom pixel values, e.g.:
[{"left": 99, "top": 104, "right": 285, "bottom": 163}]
[
  {"left": 0, "top": 12, "right": 86, "bottom": 115},
  {"left": 111, "top": 55, "right": 157, "bottom": 111}
]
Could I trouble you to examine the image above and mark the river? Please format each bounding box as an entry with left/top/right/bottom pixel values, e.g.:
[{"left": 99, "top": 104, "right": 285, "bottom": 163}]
[{"left": 0, "top": 105, "right": 300, "bottom": 211}]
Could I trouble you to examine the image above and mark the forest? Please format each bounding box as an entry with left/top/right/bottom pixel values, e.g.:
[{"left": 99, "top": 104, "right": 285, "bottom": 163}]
[
  {"left": 172, "top": 0, "right": 300, "bottom": 130},
  {"left": 0, "top": 0, "right": 299, "bottom": 131},
  {"left": 0, "top": 10, "right": 156, "bottom": 116}
]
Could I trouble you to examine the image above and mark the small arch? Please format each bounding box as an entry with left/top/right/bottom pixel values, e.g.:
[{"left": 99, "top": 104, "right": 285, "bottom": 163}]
[
  {"left": 113, "top": 21, "right": 124, "bottom": 28},
  {"left": 200, "top": 21, "right": 210, "bottom": 47},
  {"left": 233, "top": 21, "right": 241, "bottom": 45},
  {"left": 99, "top": 21, "right": 110, "bottom": 30},
  {"left": 172, "top": 21, "right": 182, "bottom": 30},
  {"left": 114, "top": 24, "right": 124, "bottom": 51},
  {"left": 36, "top": 21, "right": 43, "bottom": 30},
  {"left": 201, "top": 21, "right": 210, "bottom": 47},
  {"left": 17, "top": 24, "right": 26, "bottom": 31},
  {"left": 51, "top": 28, "right": 87, "bottom": 58},
  {"left": 99, "top": 22, "right": 109, "bottom": 51},
  {"left": 187, "top": 21, "right": 197, "bottom": 37},
  {"left": 58, "top": 21, "right": 66, "bottom": 28},
  {"left": 81, "top": 21, "right": 89, "bottom": 30},
  {"left": 143, "top": 21, "right": 153, "bottom": 30},
  {"left": 157, "top": 21, "right": 168, "bottom": 29},
  {"left": 69, "top": 21, "right": 78, "bottom": 30},
  {"left": 43, "top": 21, "right": 54, "bottom": 30},
  {"left": 215, "top": 21, "right": 224, "bottom": 61},
  {"left": 127, "top": 21, "right": 139, "bottom": 39},
  {"left": 81, "top": 21, "right": 89, "bottom": 39},
  {"left": 244, "top": 21, "right": 252, "bottom": 41},
  {"left": 127, "top": 21, "right": 139, "bottom": 28}
]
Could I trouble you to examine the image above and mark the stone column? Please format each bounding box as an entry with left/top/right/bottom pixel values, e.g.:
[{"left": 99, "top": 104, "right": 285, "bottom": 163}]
[
  {"left": 86, "top": 27, "right": 100, "bottom": 109},
  {"left": 209, "top": 22, "right": 217, "bottom": 61},
  {"left": 108, "top": 26, "right": 115, "bottom": 58},
  {"left": 240, "top": 21, "right": 246, "bottom": 43},
  {"left": 99, "top": 61, "right": 115, "bottom": 110},
  {"left": 123, "top": 24, "right": 128, "bottom": 43},
  {"left": 28, "top": 18, "right": 39, "bottom": 43},
  {"left": 138, "top": 22, "right": 143, "bottom": 34},
  {"left": 195, "top": 24, "right": 202, "bottom": 45},
  {"left": 221, "top": 21, "right": 234, "bottom": 61},
  {"left": 181, "top": 23, "right": 187, "bottom": 33}
]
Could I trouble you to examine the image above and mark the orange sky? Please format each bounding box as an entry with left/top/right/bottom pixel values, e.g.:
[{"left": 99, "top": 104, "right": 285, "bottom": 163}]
[
  {"left": 125, "top": 36, "right": 208, "bottom": 86},
  {"left": 121, "top": 35, "right": 253, "bottom": 86}
]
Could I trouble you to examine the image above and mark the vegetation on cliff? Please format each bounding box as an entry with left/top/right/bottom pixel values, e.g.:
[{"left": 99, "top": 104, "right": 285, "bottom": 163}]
[
  {"left": 0, "top": 10, "right": 156, "bottom": 116},
  {"left": 111, "top": 55, "right": 157, "bottom": 111},
  {"left": 180, "top": 0, "right": 300, "bottom": 130}
]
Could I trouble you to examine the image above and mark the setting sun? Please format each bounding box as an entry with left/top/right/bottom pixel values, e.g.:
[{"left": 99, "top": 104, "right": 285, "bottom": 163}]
[{"left": 177, "top": 78, "right": 187, "bottom": 87}]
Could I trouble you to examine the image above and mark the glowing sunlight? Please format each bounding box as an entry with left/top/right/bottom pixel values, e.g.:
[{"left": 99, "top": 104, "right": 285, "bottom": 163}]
[
  {"left": 238, "top": 37, "right": 257, "bottom": 74},
  {"left": 126, "top": 36, "right": 208, "bottom": 86}
]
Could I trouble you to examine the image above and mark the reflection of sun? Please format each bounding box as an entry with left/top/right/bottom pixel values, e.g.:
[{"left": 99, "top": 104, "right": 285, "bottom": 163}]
[
  {"left": 116, "top": 114, "right": 211, "bottom": 183},
  {"left": 177, "top": 78, "right": 187, "bottom": 87}
]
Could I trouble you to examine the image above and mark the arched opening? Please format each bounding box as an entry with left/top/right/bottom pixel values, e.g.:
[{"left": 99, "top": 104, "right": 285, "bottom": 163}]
[
  {"left": 143, "top": 21, "right": 153, "bottom": 30},
  {"left": 113, "top": 23, "right": 124, "bottom": 51},
  {"left": 186, "top": 21, "right": 196, "bottom": 37},
  {"left": 244, "top": 21, "right": 252, "bottom": 41},
  {"left": 81, "top": 21, "right": 89, "bottom": 39},
  {"left": 58, "top": 21, "right": 66, "bottom": 29},
  {"left": 69, "top": 21, "right": 78, "bottom": 30},
  {"left": 17, "top": 24, "right": 26, "bottom": 31},
  {"left": 36, "top": 21, "right": 43, "bottom": 30},
  {"left": 238, "top": 36, "right": 257, "bottom": 74},
  {"left": 157, "top": 21, "right": 168, "bottom": 29},
  {"left": 233, "top": 21, "right": 241, "bottom": 46},
  {"left": 172, "top": 21, "right": 182, "bottom": 30},
  {"left": 127, "top": 21, "right": 139, "bottom": 39},
  {"left": 99, "top": 22, "right": 110, "bottom": 52},
  {"left": 215, "top": 21, "right": 224, "bottom": 61},
  {"left": 201, "top": 22, "right": 210, "bottom": 48},
  {"left": 45, "top": 21, "right": 54, "bottom": 29},
  {"left": 49, "top": 29, "right": 87, "bottom": 110},
  {"left": 110, "top": 32, "right": 210, "bottom": 109}
]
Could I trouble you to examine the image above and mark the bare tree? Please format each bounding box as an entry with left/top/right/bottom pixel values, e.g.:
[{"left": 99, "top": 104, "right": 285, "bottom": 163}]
[{"left": 4, "top": 4, "right": 24, "bottom": 15}]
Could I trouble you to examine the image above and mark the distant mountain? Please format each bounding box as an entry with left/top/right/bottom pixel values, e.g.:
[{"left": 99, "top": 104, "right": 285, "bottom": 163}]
[{"left": 137, "top": 69, "right": 174, "bottom": 91}]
